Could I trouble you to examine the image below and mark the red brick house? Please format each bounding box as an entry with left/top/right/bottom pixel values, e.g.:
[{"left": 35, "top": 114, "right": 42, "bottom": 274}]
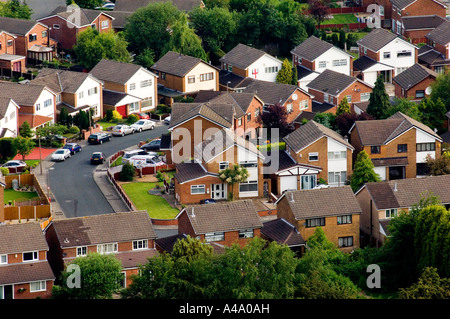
[
  {"left": 0, "top": 30, "right": 26, "bottom": 73},
  {"left": 0, "top": 223, "right": 55, "bottom": 299},
  {"left": 176, "top": 200, "right": 263, "bottom": 247},
  {"left": 401, "top": 15, "right": 447, "bottom": 44},
  {"left": 44, "top": 211, "right": 158, "bottom": 288},
  {"left": 393, "top": 63, "right": 437, "bottom": 100},
  {"left": 418, "top": 20, "right": 450, "bottom": 74}
]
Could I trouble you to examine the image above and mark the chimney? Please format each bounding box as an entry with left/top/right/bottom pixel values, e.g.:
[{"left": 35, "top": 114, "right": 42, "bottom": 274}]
[
  {"left": 191, "top": 207, "right": 195, "bottom": 218},
  {"left": 289, "top": 192, "right": 295, "bottom": 202},
  {"left": 393, "top": 182, "right": 398, "bottom": 192},
  {"left": 344, "top": 135, "right": 348, "bottom": 142}
]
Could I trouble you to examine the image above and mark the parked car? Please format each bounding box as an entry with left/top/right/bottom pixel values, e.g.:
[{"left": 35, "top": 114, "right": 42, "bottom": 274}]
[
  {"left": 199, "top": 199, "right": 216, "bottom": 204},
  {"left": 51, "top": 149, "right": 71, "bottom": 161},
  {"left": 164, "top": 115, "right": 171, "bottom": 125},
  {"left": 90, "top": 152, "right": 106, "bottom": 165},
  {"left": 130, "top": 119, "right": 155, "bottom": 132},
  {"left": 63, "top": 143, "right": 82, "bottom": 154},
  {"left": 1, "top": 160, "right": 26, "bottom": 169},
  {"left": 112, "top": 124, "right": 135, "bottom": 136},
  {"left": 137, "top": 112, "right": 150, "bottom": 120},
  {"left": 126, "top": 154, "right": 164, "bottom": 167},
  {"left": 88, "top": 132, "right": 111, "bottom": 144},
  {"left": 95, "top": 2, "right": 114, "bottom": 9},
  {"left": 122, "top": 151, "right": 157, "bottom": 164},
  {"left": 140, "top": 139, "right": 161, "bottom": 151}
]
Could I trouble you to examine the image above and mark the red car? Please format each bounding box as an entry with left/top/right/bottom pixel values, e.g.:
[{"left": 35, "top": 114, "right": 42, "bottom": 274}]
[{"left": 137, "top": 112, "right": 150, "bottom": 120}]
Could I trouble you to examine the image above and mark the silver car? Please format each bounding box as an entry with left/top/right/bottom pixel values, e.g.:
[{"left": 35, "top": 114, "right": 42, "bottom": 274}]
[
  {"left": 130, "top": 119, "right": 155, "bottom": 132},
  {"left": 112, "top": 124, "right": 135, "bottom": 136}
]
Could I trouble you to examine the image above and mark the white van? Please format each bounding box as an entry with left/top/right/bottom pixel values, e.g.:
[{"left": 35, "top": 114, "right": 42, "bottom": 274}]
[
  {"left": 126, "top": 154, "right": 164, "bottom": 167},
  {"left": 122, "top": 149, "right": 156, "bottom": 164}
]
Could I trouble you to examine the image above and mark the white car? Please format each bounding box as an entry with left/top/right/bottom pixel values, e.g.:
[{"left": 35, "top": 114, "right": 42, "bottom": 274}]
[
  {"left": 1, "top": 160, "right": 27, "bottom": 169},
  {"left": 164, "top": 115, "right": 171, "bottom": 125},
  {"left": 126, "top": 154, "right": 164, "bottom": 167},
  {"left": 51, "top": 149, "right": 71, "bottom": 161},
  {"left": 112, "top": 124, "right": 135, "bottom": 136},
  {"left": 130, "top": 119, "right": 156, "bottom": 132}
]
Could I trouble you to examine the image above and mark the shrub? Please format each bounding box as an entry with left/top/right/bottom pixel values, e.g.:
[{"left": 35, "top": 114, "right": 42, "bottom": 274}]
[
  {"left": 0, "top": 167, "right": 9, "bottom": 176},
  {"left": 68, "top": 126, "right": 80, "bottom": 134},
  {"left": 120, "top": 163, "right": 136, "bottom": 182},
  {"left": 111, "top": 110, "right": 122, "bottom": 122},
  {"left": 105, "top": 109, "right": 113, "bottom": 122},
  {"left": 126, "top": 114, "right": 140, "bottom": 124}
]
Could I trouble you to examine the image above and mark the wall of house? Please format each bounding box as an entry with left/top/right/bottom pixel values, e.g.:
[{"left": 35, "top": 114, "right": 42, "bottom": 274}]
[
  {"left": 284, "top": 89, "right": 313, "bottom": 123},
  {"left": 184, "top": 63, "right": 218, "bottom": 94},
  {"left": 222, "top": 63, "right": 247, "bottom": 78},
  {"left": 14, "top": 23, "right": 50, "bottom": 56},
  {"left": 0, "top": 32, "right": 16, "bottom": 55},
  {"left": 38, "top": 16, "right": 77, "bottom": 51},
  {"left": 416, "top": 129, "right": 441, "bottom": 163},
  {"left": 404, "top": 29, "right": 434, "bottom": 44},
  {"left": 126, "top": 68, "right": 157, "bottom": 111},
  {"left": 247, "top": 55, "right": 283, "bottom": 82},
  {"left": 392, "top": 0, "right": 446, "bottom": 22},
  {"left": 293, "top": 56, "right": 315, "bottom": 71},
  {"left": 0, "top": 101, "right": 18, "bottom": 137},
  {"left": 157, "top": 72, "right": 184, "bottom": 93},
  {"left": 174, "top": 175, "right": 223, "bottom": 205},
  {"left": 234, "top": 97, "right": 264, "bottom": 139},
  {"left": 394, "top": 76, "right": 435, "bottom": 100},
  {"left": 103, "top": 80, "right": 127, "bottom": 93},
  {"left": 314, "top": 48, "right": 352, "bottom": 76},
  {"left": 359, "top": 47, "right": 379, "bottom": 62},
  {"left": 11, "top": 280, "right": 54, "bottom": 299},
  {"left": 289, "top": 136, "right": 328, "bottom": 181},
  {"left": 35, "top": 89, "right": 56, "bottom": 121},
  {"left": 92, "top": 14, "right": 113, "bottom": 33},
  {"left": 76, "top": 76, "right": 103, "bottom": 117},
  {"left": 377, "top": 39, "right": 417, "bottom": 75}
]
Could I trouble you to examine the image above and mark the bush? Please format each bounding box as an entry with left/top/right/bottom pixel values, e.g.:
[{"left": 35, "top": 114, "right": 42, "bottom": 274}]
[
  {"left": 111, "top": 110, "right": 122, "bottom": 122},
  {"left": 120, "top": 163, "right": 136, "bottom": 182},
  {"left": 0, "top": 167, "right": 9, "bottom": 176},
  {"left": 155, "top": 104, "right": 171, "bottom": 114},
  {"left": 126, "top": 114, "right": 140, "bottom": 124},
  {"left": 105, "top": 109, "right": 113, "bottom": 122}
]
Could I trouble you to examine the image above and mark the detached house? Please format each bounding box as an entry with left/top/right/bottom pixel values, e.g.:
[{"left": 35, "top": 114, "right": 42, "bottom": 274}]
[
  {"left": 355, "top": 174, "right": 450, "bottom": 245},
  {"left": 400, "top": 15, "right": 446, "bottom": 44},
  {"left": 418, "top": 20, "right": 450, "bottom": 74},
  {"left": 0, "top": 97, "right": 20, "bottom": 138},
  {"left": 0, "top": 30, "right": 26, "bottom": 73},
  {"left": 393, "top": 63, "right": 437, "bottom": 100},
  {"left": 219, "top": 43, "right": 283, "bottom": 83},
  {"left": 44, "top": 211, "right": 158, "bottom": 288},
  {"left": 32, "top": 68, "right": 104, "bottom": 121},
  {"left": 0, "top": 223, "right": 55, "bottom": 299},
  {"left": 90, "top": 59, "right": 158, "bottom": 117},
  {"left": 176, "top": 200, "right": 263, "bottom": 247},
  {"left": 276, "top": 186, "right": 362, "bottom": 252},
  {"left": 37, "top": 6, "right": 114, "bottom": 51},
  {"left": 349, "top": 112, "right": 443, "bottom": 181},
  {"left": 151, "top": 51, "right": 219, "bottom": 105}
]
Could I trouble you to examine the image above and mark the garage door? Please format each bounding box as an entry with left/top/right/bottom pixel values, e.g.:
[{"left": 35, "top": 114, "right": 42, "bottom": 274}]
[{"left": 280, "top": 176, "right": 298, "bottom": 193}]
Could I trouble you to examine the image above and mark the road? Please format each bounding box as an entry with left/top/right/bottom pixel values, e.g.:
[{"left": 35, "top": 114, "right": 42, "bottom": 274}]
[{"left": 48, "top": 124, "right": 169, "bottom": 219}]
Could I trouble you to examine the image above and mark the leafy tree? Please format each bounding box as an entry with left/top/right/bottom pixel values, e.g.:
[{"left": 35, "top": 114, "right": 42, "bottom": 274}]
[
  {"left": 120, "top": 163, "right": 136, "bottom": 182},
  {"left": 308, "top": 0, "right": 330, "bottom": 28},
  {"left": 171, "top": 235, "right": 214, "bottom": 261},
  {"left": 0, "top": 0, "right": 32, "bottom": 19},
  {"left": 331, "top": 32, "right": 339, "bottom": 47},
  {"left": 52, "top": 253, "right": 123, "bottom": 299},
  {"left": 313, "top": 112, "right": 337, "bottom": 131},
  {"left": 111, "top": 110, "right": 122, "bottom": 122},
  {"left": 59, "top": 106, "right": 69, "bottom": 127},
  {"left": 219, "top": 164, "right": 249, "bottom": 201},
  {"left": 276, "top": 58, "right": 293, "bottom": 84},
  {"left": 134, "top": 48, "right": 155, "bottom": 69},
  {"left": 256, "top": 103, "right": 294, "bottom": 138},
  {"left": 335, "top": 111, "right": 373, "bottom": 137},
  {"left": 12, "top": 136, "right": 35, "bottom": 161},
  {"left": 398, "top": 267, "right": 450, "bottom": 299},
  {"left": 350, "top": 150, "right": 381, "bottom": 192},
  {"left": 291, "top": 65, "right": 298, "bottom": 86},
  {"left": 418, "top": 97, "right": 446, "bottom": 133},
  {"left": 0, "top": 137, "right": 17, "bottom": 163},
  {"left": 338, "top": 29, "right": 346, "bottom": 49},
  {"left": 430, "top": 71, "right": 450, "bottom": 112},
  {"left": 105, "top": 109, "right": 113, "bottom": 122},
  {"left": 383, "top": 98, "right": 421, "bottom": 120},
  {"left": 336, "top": 96, "right": 351, "bottom": 116},
  {"left": 126, "top": 113, "right": 139, "bottom": 125},
  {"left": 425, "top": 152, "right": 450, "bottom": 176},
  {"left": 19, "top": 121, "right": 33, "bottom": 138},
  {"left": 66, "top": 0, "right": 102, "bottom": 9},
  {"left": 367, "top": 75, "right": 390, "bottom": 119}
]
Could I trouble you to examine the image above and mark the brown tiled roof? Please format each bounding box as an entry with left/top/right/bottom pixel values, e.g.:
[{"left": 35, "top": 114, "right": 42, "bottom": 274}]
[
  {"left": 90, "top": 59, "right": 155, "bottom": 84},
  {"left": 46, "top": 7, "right": 114, "bottom": 27},
  {"left": 426, "top": 19, "right": 450, "bottom": 45},
  {"left": 219, "top": 43, "right": 269, "bottom": 70},
  {"left": 357, "top": 28, "right": 399, "bottom": 52},
  {"left": 261, "top": 218, "right": 306, "bottom": 247},
  {"left": 18, "top": 114, "right": 53, "bottom": 128},
  {"left": 0, "top": 81, "right": 48, "bottom": 106},
  {"left": 113, "top": 250, "right": 158, "bottom": 269},
  {"left": 0, "top": 97, "right": 15, "bottom": 119},
  {"left": 0, "top": 16, "right": 43, "bottom": 36},
  {"left": 268, "top": 150, "right": 322, "bottom": 174},
  {"left": 290, "top": 36, "right": 335, "bottom": 61},
  {"left": 174, "top": 161, "right": 216, "bottom": 184},
  {"left": 371, "top": 157, "right": 409, "bottom": 167},
  {"left": 364, "top": 174, "right": 450, "bottom": 210},
  {"left": 279, "top": 186, "right": 362, "bottom": 220},
  {"left": 179, "top": 200, "right": 263, "bottom": 235},
  {"left": 32, "top": 68, "right": 98, "bottom": 93},
  {"left": 0, "top": 223, "right": 49, "bottom": 255},
  {"left": 168, "top": 102, "right": 234, "bottom": 130},
  {"left": 0, "top": 261, "right": 55, "bottom": 285},
  {"left": 50, "top": 211, "right": 157, "bottom": 248},
  {"left": 307, "top": 69, "right": 367, "bottom": 95},
  {"left": 152, "top": 51, "right": 218, "bottom": 77},
  {"left": 194, "top": 90, "right": 260, "bottom": 118},
  {"left": 392, "top": 63, "right": 437, "bottom": 90}
]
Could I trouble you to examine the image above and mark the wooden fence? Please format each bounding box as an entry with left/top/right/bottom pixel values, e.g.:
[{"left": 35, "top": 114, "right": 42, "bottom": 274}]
[
  {"left": 317, "top": 22, "right": 368, "bottom": 30},
  {"left": 106, "top": 168, "right": 137, "bottom": 211},
  {"left": 4, "top": 205, "right": 51, "bottom": 222}
]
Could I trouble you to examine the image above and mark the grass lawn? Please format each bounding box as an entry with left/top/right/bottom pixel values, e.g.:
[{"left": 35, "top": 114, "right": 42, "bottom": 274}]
[
  {"left": 96, "top": 121, "right": 117, "bottom": 131},
  {"left": 110, "top": 156, "right": 122, "bottom": 167},
  {"left": 4, "top": 189, "right": 39, "bottom": 205},
  {"left": 25, "top": 160, "right": 40, "bottom": 168},
  {"left": 121, "top": 182, "right": 179, "bottom": 219},
  {"left": 322, "top": 13, "right": 358, "bottom": 25}
]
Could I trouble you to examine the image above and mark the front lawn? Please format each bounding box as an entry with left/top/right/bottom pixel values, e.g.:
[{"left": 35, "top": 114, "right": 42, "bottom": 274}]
[
  {"left": 121, "top": 182, "right": 179, "bottom": 219},
  {"left": 4, "top": 189, "right": 39, "bottom": 205},
  {"left": 322, "top": 14, "right": 358, "bottom": 25},
  {"left": 96, "top": 121, "right": 116, "bottom": 131}
]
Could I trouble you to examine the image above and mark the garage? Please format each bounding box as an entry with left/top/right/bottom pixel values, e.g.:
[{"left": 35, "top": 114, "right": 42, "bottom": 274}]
[{"left": 279, "top": 175, "right": 298, "bottom": 194}]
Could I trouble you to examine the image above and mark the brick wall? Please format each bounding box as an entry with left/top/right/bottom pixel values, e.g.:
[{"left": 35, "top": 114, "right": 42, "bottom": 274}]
[
  {"left": 39, "top": 16, "right": 78, "bottom": 51},
  {"left": 234, "top": 97, "right": 264, "bottom": 139},
  {"left": 0, "top": 32, "right": 16, "bottom": 55},
  {"left": 394, "top": 75, "right": 435, "bottom": 99}
]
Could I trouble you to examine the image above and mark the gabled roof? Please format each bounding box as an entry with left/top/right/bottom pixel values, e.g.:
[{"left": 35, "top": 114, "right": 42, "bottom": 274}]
[
  {"left": 102, "top": 90, "right": 141, "bottom": 106},
  {"left": 90, "top": 59, "right": 156, "bottom": 85},
  {"left": 0, "top": 97, "right": 19, "bottom": 119},
  {"left": 401, "top": 14, "right": 446, "bottom": 31},
  {"left": 42, "top": 6, "right": 114, "bottom": 27},
  {"left": 307, "top": 69, "right": 371, "bottom": 96},
  {"left": 276, "top": 186, "right": 362, "bottom": 220},
  {"left": 392, "top": 63, "right": 437, "bottom": 90},
  {"left": 0, "top": 261, "right": 55, "bottom": 286},
  {"left": 0, "top": 16, "right": 47, "bottom": 36},
  {"left": 218, "top": 70, "right": 252, "bottom": 89},
  {"left": 173, "top": 161, "right": 216, "bottom": 184},
  {"left": 361, "top": 174, "right": 450, "bottom": 210},
  {"left": 426, "top": 19, "right": 450, "bottom": 45},
  {"left": 106, "top": 10, "right": 133, "bottom": 29},
  {"left": 151, "top": 51, "right": 218, "bottom": 77},
  {"left": 114, "top": 0, "right": 204, "bottom": 12},
  {"left": 50, "top": 211, "right": 157, "bottom": 248},
  {"left": 391, "top": 0, "right": 447, "bottom": 9},
  {"left": 284, "top": 120, "right": 354, "bottom": 153},
  {"left": 32, "top": 68, "right": 102, "bottom": 94},
  {"left": 268, "top": 150, "right": 322, "bottom": 175},
  {"left": 219, "top": 43, "right": 280, "bottom": 70},
  {"left": 176, "top": 200, "right": 263, "bottom": 235},
  {"left": 418, "top": 47, "right": 448, "bottom": 66},
  {"left": 291, "top": 35, "right": 351, "bottom": 61},
  {"left": 0, "top": 81, "right": 53, "bottom": 106},
  {"left": 357, "top": 28, "right": 412, "bottom": 52},
  {"left": 168, "top": 102, "right": 234, "bottom": 130},
  {"left": 261, "top": 218, "right": 306, "bottom": 247},
  {"left": 0, "top": 223, "right": 49, "bottom": 255}
]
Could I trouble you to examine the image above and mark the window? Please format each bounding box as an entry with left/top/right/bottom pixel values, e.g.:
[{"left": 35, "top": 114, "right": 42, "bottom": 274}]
[
  {"left": 239, "top": 229, "right": 254, "bottom": 239},
  {"left": 76, "top": 246, "right": 87, "bottom": 256},
  {"left": 78, "top": 91, "right": 84, "bottom": 99},
  {"left": 396, "top": 67, "right": 408, "bottom": 75},
  {"left": 416, "top": 142, "right": 435, "bottom": 152},
  {"left": 286, "top": 103, "right": 293, "bottom": 113},
  {"left": 200, "top": 72, "right": 213, "bottom": 81},
  {"left": 187, "top": 76, "right": 195, "bottom": 84},
  {"left": 0, "top": 254, "right": 7, "bottom": 264},
  {"left": 328, "top": 171, "right": 347, "bottom": 184},
  {"left": 238, "top": 118, "right": 242, "bottom": 126},
  {"left": 385, "top": 208, "right": 398, "bottom": 218},
  {"left": 44, "top": 99, "right": 52, "bottom": 108},
  {"left": 129, "top": 83, "right": 136, "bottom": 90},
  {"left": 227, "top": 65, "right": 233, "bottom": 72},
  {"left": 97, "top": 243, "right": 118, "bottom": 254},
  {"left": 88, "top": 87, "right": 97, "bottom": 95},
  {"left": 30, "top": 281, "right": 46, "bottom": 292},
  {"left": 160, "top": 72, "right": 166, "bottom": 80},
  {"left": 337, "top": 215, "right": 352, "bottom": 225},
  {"left": 371, "top": 146, "right": 381, "bottom": 154},
  {"left": 383, "top": 52, "right": 391, "bottom": 59},
  {"left": 346, "top": 95, "right": 352, "bottom": 103},
  {"left": 255, "top": 107, "right": 260, "bottom": 118},
  {"left": 56, "top": 94, "right": 61, "bottom": 103},
  {"left": 360, "top": 92, "right": 370, "bottom": 101},
  {"left": 129, "top": 102, "right": 139, "bottom": 112},
  {"left": 324, "top": 94, "right": 329, "bottom": 103},
  {"left": 36, "top": 103, "right": 41, "bottom": 111},
  {"left": 239, "top": 181, "right": 258, "bottom": 192},
  {"left": 191, "top": 185, "right": 205, "bottom": 194},
  {"left": 53, "top": 24, "right": 60, "bottom": 29},
  {"left": 265, "top": 66, "right": 278, "bottom": 73},
  {"left": 338, "top": 236, "right": 353, "bottom": 247},
  {"left": 28, "top": 33, "right": 37, "bottom": 42},
  {"left": 415, "top": 90, "right": 425, "bottom": 98},
  {"left": 42, "top": 30, "right": 47, "bottom": 38},
  {"left": 364, "top": 47, "right": 367, "bottom": 55},
  {"left": 240, "top": 161, "right": 257, "bottom": 168},
  {"left": 101, "top": 20, "right": 109, "bottom": 29},
  {"left": 141, "top": 97, "right": 153, "bottom": 109},
  {"left": 247, "top": 113, "right": 251, "bottom": 121},
  {"left": 133, "top": 240, "right": 148, "bottom": 250},
  {"left": 306, "top": 218, "right": 325, "bottom": 228},
  {"left": 23, "top": 251, "right": 38, "bottom": 262},
  {"left": 301, "top": 175, "right": 316, "bottom": 190},
  {"left": 219, "top": 161, "right": 229, "bottom": 170},
  {"left": 308, "top": 152, "right": 319, "bottom": 161},
  {"left": 332, "top": 59, "right": 347, "bottom": 67},
  {"left": 205, "top": 232, "right": 225, "bottom": 242},
  {"left": 398, "top": 144, "right": 407, "bottom": 153},
  {"left": 318, "top": 61, "right": 326, "bottom": 68},
  {"left": 328, "top": 151, "right": 346, "bottom": 159},
  {"left": 7, "top": 40, "right": 12, "bottom": 47},
  {"left": 299, "top": 99, "right": 308, "bottom": 110},
  {"left": 397, "top": 50, "right": 411, "bottom": 57},
  {"left": 140, "top": 79, "right": 152, "bottom": 87}
]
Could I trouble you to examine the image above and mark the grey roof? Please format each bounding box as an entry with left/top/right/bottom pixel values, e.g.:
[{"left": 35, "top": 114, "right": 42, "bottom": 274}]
[
  {"left": 353, "top": 56, "right": 378, "bottom": 71},
  {"left": 32, "top": 68, "right": 99, "bottom": 93},
  {"left": 218, "top": 70, "right": 250, "bottom": 89},
  {"left": 46, "top": 6, "right": 114, "bottom": 27},
  {"left": 440, "top": 131, "right": 450, "bottom": 143},
  {"left": 152, "top": 51, "right": 217, "bottom": 77},
  {"left": 261, "top": 218, "right": 306, "bottom": 247},
  {"left": 180, "top": 200, "right": 263, "bottom": 235},
  {"left": 106, "top": 10, "right": 133, "bottom": 29},
  {"left": 114, "top": 0, "right": 204, "bottom": 12},
  {"left": 290, "top": 36, "right": 335, "bottom": 61},
  {"left": 426, "top": 20, "right": 450, "bottom": 45},
  {"left": 0, "top": 261, "right": 55, "bottom": 285},
  {"left": 418, "top": 48, "right": 448, "bottom": 65},
  {"left": 0, "top": 81, "right": 48, "bottom": 106},
  {"left": 173, "top": 161, "right": 213, "bottom": 183},
  {"left": 0, "top": 97, "right": 15, "bottom": 119},
  {"left": 357, "top": 28, "right": 399, "bottom": 52},
  {"left": 0, "top": 223, "right": 49, "bottom": 255},
  {"left": 90, "top": 59, "right": 154, "bottom": 84},
  {"left": 219, "top": 43, "right": 270, "bottom": 70},
  {"left": 168, "top": 102, "right": 234, "bottom": 130},
  {"left": 0, "top": 16, "right": 44, "bottom": 36},
  {"left": 306, "top": 69, "right": 363, "bottom": 96},
  {"left": 393, "top": 63, "right": 438, "bottom": 90},
  {"left": 401, "top": 15, "right": 446, "bottom": 30},
  {"left": 284, "top": 120, "right": 353, "bottom": 153},
  {"left": 102, "top": 90, "right": 140, "bottom": 106},
  {"left": 279, "top": 186, "right": 362, "bottom": 220},
  {"left": 155, "top": 233, "right": 188, "bottom": 253},
  {"left": 25, "top": 0, "right": 67, "bottom": 20},
  {"left": 390, "top": 0, "right": 417, "bottom": 9}
]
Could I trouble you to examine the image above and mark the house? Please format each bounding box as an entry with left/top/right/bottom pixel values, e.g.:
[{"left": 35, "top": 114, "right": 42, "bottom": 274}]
[
  {"left": 290, "top": 36, "right": 354, "bottom": 89},
  {"left": 173, "top": 129, "right": 265, "bottom": 204},
  {"left": 90, "top": 59, "right": 158, "bottom": 117},
  {"left": 282, "top": 120, "right": 354, "bottom": 189},
  {"left": 0, "top": 81, "right": 56, "bottom": 131},
  {"left": 400, "top": 15, "right": 447, "bottom": 44},
  {"left": 37, "top": 6, "right": 114, "bottom": 51},
  {"left": 31, "top": 68, "right": 104, "bottom": 121},
  {"left": 306, "top": 69, "right": 373, "bottom": 114},
  {"left": 219, "top": 43, "right": 283, "bottom": 83},
  {"left": 0, "top": 17, "right": 56, "bottom": 64},
  {"left": 275, "top": 186, "right": 362, "bottom": 252},
  {"left": 260, "top": 218, "right": 306, "bottom": 256},
  {"left": 0, "top": 223, "right": 55, "bottom": 299},
  {"left": 114, "top": 0, "right": 205, "bottom": 12},
  {"left": 349, "top": 111, "right": 443, "bottom": 180},
  {"left": 392, "top": 63, "right": 438, "bottom": 100},
  {"left": 0, "top": 97, "right": 20, "bottom": 138},
  {"left": 355, "top": 174, "right": 450, "bottom": 245},
  {"left": 176, "top": 200, "right": 263, "bottom": 247},
  {"left": 356, "top": 28, "right": 418, "bottom": 84},
  {"left": 106, "top": 10, "right": 133, "bottom": 32},
  {"left": 0, "top": 30, "right": 26, "bottom": 73},
  {"left": 418, "top": 20, "right": 450, "bottom": 74},
  {"left": 44, "top": 211, "right": 158, "bottom": 288},
  {"left": 391, "top": 0, "right": 447, "bottom": 35},
  {"left": 151, "top": 51, "right": 219, "bottom": 105},
  {"left": 193, "top": 90, "right": 265, "bottom": 139}
]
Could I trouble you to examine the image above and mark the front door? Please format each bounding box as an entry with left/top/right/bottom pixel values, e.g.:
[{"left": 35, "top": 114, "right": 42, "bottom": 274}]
[
  {"left": 211, "top": 184, "right": 226, "bottom": 200},
  {"left": 1, "top": 285, "right": 13, "bottom": 299}
]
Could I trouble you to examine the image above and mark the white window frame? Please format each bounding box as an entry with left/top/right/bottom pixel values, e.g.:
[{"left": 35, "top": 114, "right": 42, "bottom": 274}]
[
  {"left": 101, "top": 19, "right": 109, "bottom": 29},
  {"left": 360, "top": 92, "right": 370, "bottom": 101},
  {"left": 385, "top": 208, "right": 398, "bottom": 219},
  {"left": 328, "top": 151, "right": 346, "bottom": 160},
  {"left": 128, "top": 102, "right": 139, "bottom": 112},
  {"left": 219, "top": 161, "right": 229, "bottom": 170},
  {"left": 190, "top": 184, "right": 205, "bottom": 194},
  {"left": 129, "top": 83, "right": 136, "bottom": 90},
  {"left": 140, "top": 79, "right": 152, "bottom": 87},
  {"left": 76, "top": 246, "right": 87, "bottom": 257},
  {"left": 318, "top": 61, "right": 326, "bottom": 68},
  {"left": 308, "top": 152, "right": 319, "bottom": 161},
  {"left": 324, "top": 93, "right": 329, "bottom": 103},
  {"left": 97, "top": 243, "right": 118, "bottom": 254},
  {"left": 338, "top": 236, "right": 354, "bottom": 247},
  {"left": 299, "top": 99, "right": 308, "bottom": 110},
  {"left": 239, "top": 180, "right": 258, "bottom": 193},
  {"left": 238, "top": 228, "right": 254, "bottom": 239},
  {"left": 204, "top": 232, "right": 225, "bottom": 242},
  {"left": 332, "top": 59, "right": 347, "bottom": 67},
  {"left": 346, "top": 95, "right": 352, "bottom": 103},
  {"left": 78, "top": 91, "right": 84, "bottom": 99},
  {"left": 328, "top": 171, "right": 347, "bottom": 184},
  {"left": 36, "top": 103, "right": 41, "bottom": 111},
  {"left": 30, "top": 281, "right": 46, "bottom": 293},
  {"left": 286, "top": 103, "right": 293, "bottom": 113},
  {"left": 132, "top": 240, "right": 148, "bottom": 250},
  {"left": 337, "top": 215, "right": 352, "bottom": 225},
  {"left": 0, "top": 254, "right": 7, "bottom": 265},
  {"left": 53, "top": 24, "right": 60, "bottom": 29},
  {"left": 23, "top": 251, "right": 38, "bottom": 262}
]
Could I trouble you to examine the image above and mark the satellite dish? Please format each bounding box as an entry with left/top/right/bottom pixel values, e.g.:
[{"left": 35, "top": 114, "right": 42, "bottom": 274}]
[
  {"left": 425, "top": 87, "right": 432, "bottom": 95},
  {"left": 292, "top": 94, "right": 298, "bottom": 101}
]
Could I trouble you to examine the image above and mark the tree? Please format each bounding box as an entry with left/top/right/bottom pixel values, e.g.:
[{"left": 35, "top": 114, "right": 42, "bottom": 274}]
[
  {"left": 276, "top": 58, "right": 293, "bottom": 84},
  {"left": 418, "top": 97, "right": 446, "bottom": 134},
  {"left": 398, "top": 267, "right": 450, "bottom": 299},
  {"left": 59, "top": 107, "right": 69, "bottom": 127},
  {"left": 313, "top": 112, "right": 337, "bottom": 131},
  {"left": 350, "top": 150, "right": 381, "bottom": 192},
  {"left": 67, "top": 0, "right": 103, "bottom": 9},
  {"left": 19, "top": 121, "right": 33, "bottom": 138},
  {"left": 120, "top": 163, "right": 136, "bottom": 182},
  {"left": 430, "top": 71, "right": 450, "bottom": 112},
  {"left": 308, "top": 0, "right": 330, "bottom": 28},
  {"left": 291, "top": 65, "right": 298, "bottom": 86},
  {"left": 367, "top": 75, "right": 390, "bottom": 119},
  {"left": 383, "top": 98, "right": 421, "bottom": 120},
  {"left": 426, "top": 152, "right": 450, "bottom": 176},
  {"left": 336, "top": 96, "right": 351, "bottom": 116},
  {"left": 171, "top": 235, "right": 214, "bottom": 261},
  {"left": 0, "top": 0, "right": 32, "bottom": 19},
  {"left": 256, "top": 103, "right": 294, "bottom": 138},
  {"left": 338, "top": 29, "right": 346, "bottom": 49},
  {"left": 219, "top": 164, "right": 249, "bottom": 201},
  {"left": 52, "top": 253, "right": 123, "bottom": 299},
  {"left": 134, "top": 48, "right": 155, "bottom": 69},
  {"left": 12, "top": 136, "right": 35, "bottom": 161},
  {"left": 0, "top": 137, "right": 18, "bottom": 163}
]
